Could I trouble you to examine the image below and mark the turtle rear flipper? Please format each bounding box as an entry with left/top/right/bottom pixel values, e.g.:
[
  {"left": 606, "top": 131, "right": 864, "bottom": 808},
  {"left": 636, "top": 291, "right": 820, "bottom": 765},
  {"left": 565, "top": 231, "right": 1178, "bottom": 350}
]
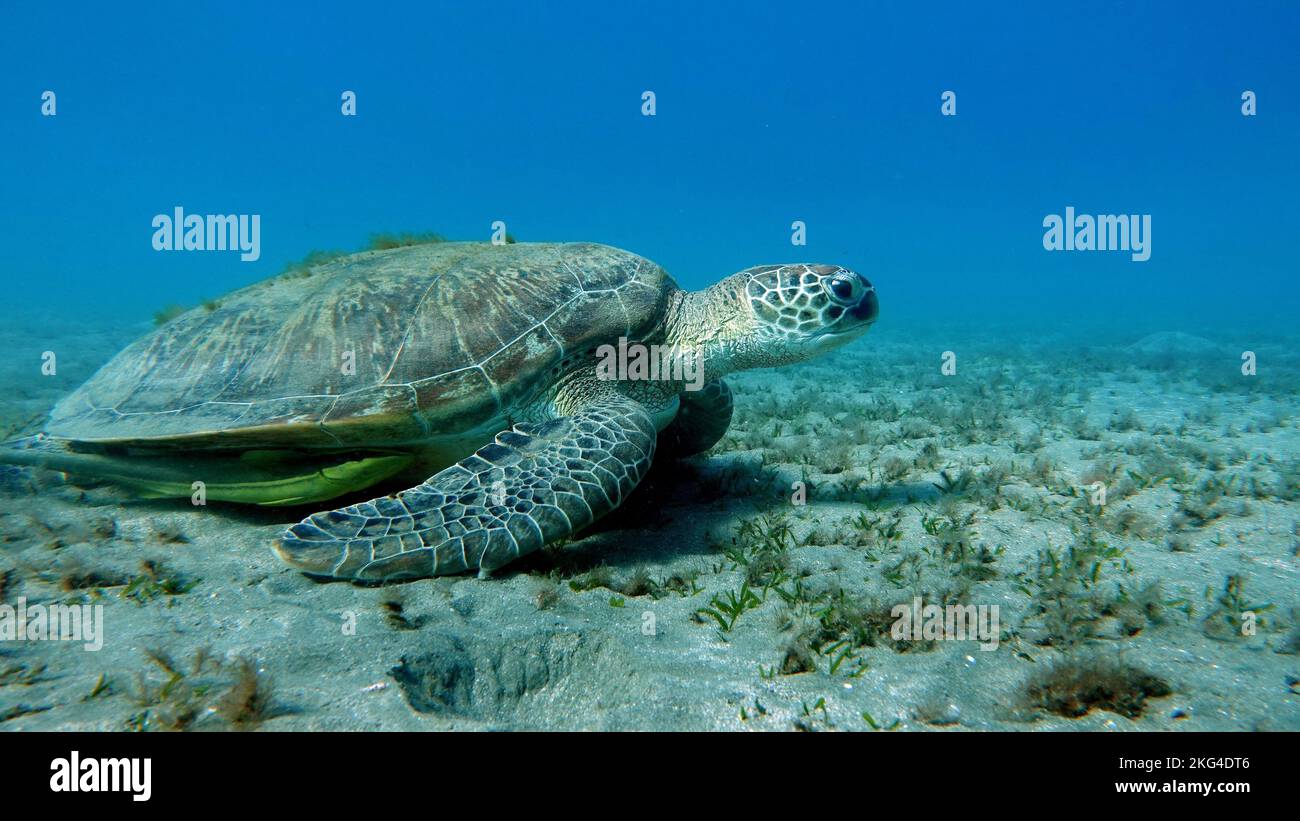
[
  {"left": 0, "top": 436, "right": 412, "bottom": 506},
  {"left": 122, "top": 452, "right": 414, "bottom": 506},
  {"left": 275, "top": 392, "right": 657, "bottom": 582}
]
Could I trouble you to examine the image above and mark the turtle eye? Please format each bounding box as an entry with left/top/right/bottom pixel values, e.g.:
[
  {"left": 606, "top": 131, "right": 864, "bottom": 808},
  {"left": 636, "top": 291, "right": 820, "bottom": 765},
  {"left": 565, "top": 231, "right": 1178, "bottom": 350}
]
[{"left": 827, "top": 274, "right": 857, "bottom": 305}]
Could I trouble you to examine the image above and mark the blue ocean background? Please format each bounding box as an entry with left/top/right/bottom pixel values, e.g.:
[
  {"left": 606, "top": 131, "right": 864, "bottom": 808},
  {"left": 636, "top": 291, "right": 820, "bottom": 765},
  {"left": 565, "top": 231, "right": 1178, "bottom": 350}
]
[
  {"left": 3, "top": 2, "right": 1300, "bottom": 735},
  {"left": 2, "top": 1, "right": 1297, "bottom": 334}
]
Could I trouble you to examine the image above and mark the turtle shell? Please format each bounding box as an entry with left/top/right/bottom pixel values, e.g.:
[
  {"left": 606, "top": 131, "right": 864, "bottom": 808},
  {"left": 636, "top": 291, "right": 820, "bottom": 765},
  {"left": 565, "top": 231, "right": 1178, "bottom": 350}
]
[{"left": 48, "top": 242, "right": 676, "bottom": 449}]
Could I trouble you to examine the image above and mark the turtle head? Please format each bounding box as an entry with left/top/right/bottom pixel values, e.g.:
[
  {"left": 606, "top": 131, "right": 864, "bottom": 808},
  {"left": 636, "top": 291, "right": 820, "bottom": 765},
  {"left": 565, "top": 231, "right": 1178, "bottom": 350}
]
[
  {"left": 680, "top": 263, "right": 877, "bottom": 376},
  {"left": 743, "top": 263, "right": 878, "bottom": 342},
  {"left": 670, "top": 263, "right": 878, "bottom": 378}
]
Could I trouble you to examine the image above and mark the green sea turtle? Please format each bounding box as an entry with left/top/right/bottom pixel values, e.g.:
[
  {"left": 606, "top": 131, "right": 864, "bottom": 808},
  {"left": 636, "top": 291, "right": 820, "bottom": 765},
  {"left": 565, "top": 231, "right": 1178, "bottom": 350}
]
[{"left": 4, "top": 242, "right": 878, "bottom": 581}]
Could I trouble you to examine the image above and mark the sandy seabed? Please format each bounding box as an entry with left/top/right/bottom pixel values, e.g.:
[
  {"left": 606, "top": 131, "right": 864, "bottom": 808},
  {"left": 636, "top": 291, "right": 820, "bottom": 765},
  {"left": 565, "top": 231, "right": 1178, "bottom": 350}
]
[{"left": 1, "top": 312, "right": 1296, "bottom": 731}]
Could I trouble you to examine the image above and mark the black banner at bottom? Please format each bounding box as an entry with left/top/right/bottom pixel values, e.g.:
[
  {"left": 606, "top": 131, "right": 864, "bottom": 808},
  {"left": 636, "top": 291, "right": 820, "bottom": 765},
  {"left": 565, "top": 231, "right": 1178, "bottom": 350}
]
[{"left": 2, "top": 730, "right": 1286, "bottom": 807}]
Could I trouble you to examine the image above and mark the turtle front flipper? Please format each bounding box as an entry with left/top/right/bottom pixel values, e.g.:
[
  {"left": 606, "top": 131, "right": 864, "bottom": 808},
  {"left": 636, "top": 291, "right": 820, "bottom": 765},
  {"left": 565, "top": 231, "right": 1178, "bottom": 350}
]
[
  {"left": 657, "top": 379, "right": 734, "bottom": 459},
  {"left": 274, "top": 394, "right": 657, "bottom": 581}
]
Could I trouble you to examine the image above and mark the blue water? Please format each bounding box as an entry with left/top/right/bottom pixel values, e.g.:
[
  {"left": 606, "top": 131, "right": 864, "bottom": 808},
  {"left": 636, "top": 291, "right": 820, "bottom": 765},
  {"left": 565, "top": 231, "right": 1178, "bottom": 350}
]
[
  {"left": 3, "top": 3, "right": 1299, "bottom": 734},
  {"left": 2, "top": 1, "right": 1297, "bottom": 333}
]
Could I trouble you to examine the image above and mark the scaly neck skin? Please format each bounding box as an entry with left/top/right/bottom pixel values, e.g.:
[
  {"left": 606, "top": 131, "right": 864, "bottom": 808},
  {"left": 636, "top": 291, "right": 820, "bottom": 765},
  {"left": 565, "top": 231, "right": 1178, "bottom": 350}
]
[{"left": 663, "top": 280, "right": 752, "bottom": 383}]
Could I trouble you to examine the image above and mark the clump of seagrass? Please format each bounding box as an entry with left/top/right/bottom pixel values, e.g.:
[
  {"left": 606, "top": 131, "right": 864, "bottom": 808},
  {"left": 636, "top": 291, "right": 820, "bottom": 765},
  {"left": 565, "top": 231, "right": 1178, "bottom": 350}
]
[
  {"left": 1023, "top": 656, "right": 1170, "bottom": 719},
  {"left": 125, "top": 647, "right": 276, "bottom": 731}
]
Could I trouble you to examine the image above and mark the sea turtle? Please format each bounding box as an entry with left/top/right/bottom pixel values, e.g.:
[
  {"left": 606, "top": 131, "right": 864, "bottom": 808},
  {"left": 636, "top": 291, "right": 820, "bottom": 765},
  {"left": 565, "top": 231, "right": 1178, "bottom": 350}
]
[{"left": 3, "top": 242, "right": 878, "bottom": 581}]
